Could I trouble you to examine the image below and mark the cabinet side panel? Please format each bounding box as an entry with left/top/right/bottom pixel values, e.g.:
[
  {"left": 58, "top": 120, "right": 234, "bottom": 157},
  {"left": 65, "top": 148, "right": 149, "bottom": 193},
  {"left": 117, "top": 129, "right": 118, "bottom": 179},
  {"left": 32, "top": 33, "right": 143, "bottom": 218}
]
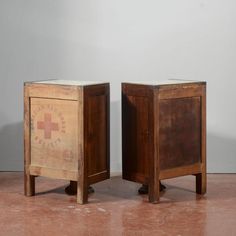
[
  {"left": 159, "top": 97, "right": 201, "bottom": 170},
  {"left": 122, "top": 93, "right": 150, "bottom": 183},
  {"left": 84, "top": 85, "right": 110, "bottom": 184}
]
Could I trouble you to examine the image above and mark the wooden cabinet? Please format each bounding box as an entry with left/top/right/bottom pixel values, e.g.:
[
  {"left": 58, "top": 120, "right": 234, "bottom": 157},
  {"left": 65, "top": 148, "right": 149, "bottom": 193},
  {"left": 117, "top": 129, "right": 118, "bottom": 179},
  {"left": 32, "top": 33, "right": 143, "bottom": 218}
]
[
  {"left": 24, "top": 80, "right": 110, "bottom": 204},
  {"left": 122, "top": 80, "right": 206, "bottom": 203}
]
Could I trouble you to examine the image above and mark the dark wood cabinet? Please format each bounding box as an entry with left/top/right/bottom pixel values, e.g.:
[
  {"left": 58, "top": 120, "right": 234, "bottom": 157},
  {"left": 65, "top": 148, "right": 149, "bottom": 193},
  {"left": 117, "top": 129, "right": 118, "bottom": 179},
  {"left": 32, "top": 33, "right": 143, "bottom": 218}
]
[
  {"left": 24, "top": 80, "right": 110, "bottom": 204},
  {"left": 122, "top": 80, "right": 206, "bottom": 203}
]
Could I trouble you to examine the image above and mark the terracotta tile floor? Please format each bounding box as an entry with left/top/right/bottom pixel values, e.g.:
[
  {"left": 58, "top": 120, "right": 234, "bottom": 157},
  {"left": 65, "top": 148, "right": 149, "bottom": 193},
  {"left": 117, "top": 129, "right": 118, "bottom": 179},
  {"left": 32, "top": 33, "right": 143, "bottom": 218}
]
[{"left": 0, "top": 173, "right": 236, "bottom": 236}]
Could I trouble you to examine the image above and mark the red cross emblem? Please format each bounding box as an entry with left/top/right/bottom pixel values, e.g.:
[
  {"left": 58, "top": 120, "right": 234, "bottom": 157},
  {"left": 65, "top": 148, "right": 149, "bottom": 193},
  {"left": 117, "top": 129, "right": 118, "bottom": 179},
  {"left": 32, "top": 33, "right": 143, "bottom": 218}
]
[{"left": 37, "top": 113, "right": 59, "bottom": 139}]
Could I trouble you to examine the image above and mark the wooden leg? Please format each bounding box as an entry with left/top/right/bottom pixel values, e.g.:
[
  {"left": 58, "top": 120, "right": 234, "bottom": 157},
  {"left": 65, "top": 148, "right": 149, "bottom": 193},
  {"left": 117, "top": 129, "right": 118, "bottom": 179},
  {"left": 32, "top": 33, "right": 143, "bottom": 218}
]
[
  {"left": 24, "top": 173, "right": 35, "bottom": 196},
  {"left": 77, "top": 179, "right": 88, "bottom": 204},
  {"left": 24, "top": 88, "right": 35, "bottom": 197},
  {"left": 148, "top": 179, "right": 160, "bottom": 204},
  {"left": 196, "top": 173, "right": 206, "bottom": 194}
]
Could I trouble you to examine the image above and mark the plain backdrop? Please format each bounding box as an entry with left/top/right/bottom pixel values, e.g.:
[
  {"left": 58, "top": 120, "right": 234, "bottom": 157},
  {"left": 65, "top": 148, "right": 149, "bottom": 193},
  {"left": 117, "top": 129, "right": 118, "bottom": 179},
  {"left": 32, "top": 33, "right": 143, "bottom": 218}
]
[{"left": 0, "top": 0, "right": 236, "bottom": 173}]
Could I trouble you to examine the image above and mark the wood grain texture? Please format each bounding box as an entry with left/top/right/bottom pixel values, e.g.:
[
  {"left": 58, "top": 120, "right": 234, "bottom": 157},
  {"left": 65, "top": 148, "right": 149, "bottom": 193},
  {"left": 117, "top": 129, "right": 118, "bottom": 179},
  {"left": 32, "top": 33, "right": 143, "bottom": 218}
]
[
  {"left": 196, "top": 85, "right": 207, "bottom": 194},
  {"left": 149, "top": 90, "right": 160, "bottom": 203},
  {"left": 86, "top": 95, "right": 107, "bottom": 176},
  {"left": 24, "top": 86, "right": 35, "bottom": 196},
  {"left": 25, "top": 83, "right": 79, "bottom": 100},
  {"left": 84, "top": 84, "right": 110, "bottom": 185},
  {"left": 159, "top": 97, "right": 201, "bottom": 170},
  {"left": 30, "top": 98, "right": 79, "bottom": 172},
  {"left": 122, "top": 81, "right": 207, "bottom": 203},
  {"left": 24, "top": 82, "right": 110, "bottom": 204},
  {"left": 77, "top": 87, "right": 87, "bottom": 204},
  {"left": 158, "top": 83, "right": 204, "bottom": 99},
  {"left": 29, "top": 166, "right": 78, "bottom": 181},
  {"left": 159, "top": 163, "right": 202, "bottom": 180}
]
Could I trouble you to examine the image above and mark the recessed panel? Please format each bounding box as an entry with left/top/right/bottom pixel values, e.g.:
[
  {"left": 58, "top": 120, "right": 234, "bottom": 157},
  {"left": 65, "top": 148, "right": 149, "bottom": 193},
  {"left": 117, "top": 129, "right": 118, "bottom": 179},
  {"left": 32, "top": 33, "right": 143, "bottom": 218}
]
[
  {"left": 30, "top": 98, "right": 78, "bottom": 171},
  {"left": 159, "top": 97, "right": 201, "bottom": 170}
]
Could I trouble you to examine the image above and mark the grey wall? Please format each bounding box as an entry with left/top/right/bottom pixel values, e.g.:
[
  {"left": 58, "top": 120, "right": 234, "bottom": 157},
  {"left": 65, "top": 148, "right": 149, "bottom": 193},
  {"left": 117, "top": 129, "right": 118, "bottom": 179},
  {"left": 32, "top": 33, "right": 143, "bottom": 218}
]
[{"left": 0, "top": 0, "right": 236, "bottom": 173}]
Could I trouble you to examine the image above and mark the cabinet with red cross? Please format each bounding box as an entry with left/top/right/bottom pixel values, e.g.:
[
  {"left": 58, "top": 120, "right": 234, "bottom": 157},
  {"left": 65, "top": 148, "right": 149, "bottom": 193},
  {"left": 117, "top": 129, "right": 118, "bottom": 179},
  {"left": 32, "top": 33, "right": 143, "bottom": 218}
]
[{"left": 24, "top": 80, "right": 110, "bottom": 204}]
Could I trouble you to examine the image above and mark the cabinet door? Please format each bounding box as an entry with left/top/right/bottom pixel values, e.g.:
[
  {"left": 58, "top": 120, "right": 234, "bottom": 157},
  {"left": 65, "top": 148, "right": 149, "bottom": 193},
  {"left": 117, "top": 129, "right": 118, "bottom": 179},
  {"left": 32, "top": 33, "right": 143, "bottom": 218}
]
[{"left": 122, "top": 93, "right": 152, "bottom": 184}]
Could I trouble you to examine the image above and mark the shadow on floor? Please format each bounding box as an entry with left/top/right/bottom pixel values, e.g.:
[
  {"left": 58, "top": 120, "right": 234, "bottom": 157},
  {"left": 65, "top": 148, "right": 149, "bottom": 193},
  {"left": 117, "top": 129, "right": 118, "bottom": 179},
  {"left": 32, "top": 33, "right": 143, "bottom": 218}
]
[{"left": 0, "top": 121, "right": 23, "bottom": 171}]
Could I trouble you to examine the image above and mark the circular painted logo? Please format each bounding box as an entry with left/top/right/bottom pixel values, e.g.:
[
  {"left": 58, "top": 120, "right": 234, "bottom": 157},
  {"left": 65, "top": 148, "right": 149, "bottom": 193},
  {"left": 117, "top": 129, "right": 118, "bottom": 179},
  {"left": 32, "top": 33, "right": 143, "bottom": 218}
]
[{"left": 31, "top": 104, "right": 66, "bottom": 148}]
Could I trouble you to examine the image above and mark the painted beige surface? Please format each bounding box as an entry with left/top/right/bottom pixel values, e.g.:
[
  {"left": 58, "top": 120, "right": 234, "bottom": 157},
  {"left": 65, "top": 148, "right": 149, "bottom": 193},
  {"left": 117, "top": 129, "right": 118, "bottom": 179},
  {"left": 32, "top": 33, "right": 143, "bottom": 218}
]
[{"left": 30, "top": 98, "right": 79, "bottom": 172}]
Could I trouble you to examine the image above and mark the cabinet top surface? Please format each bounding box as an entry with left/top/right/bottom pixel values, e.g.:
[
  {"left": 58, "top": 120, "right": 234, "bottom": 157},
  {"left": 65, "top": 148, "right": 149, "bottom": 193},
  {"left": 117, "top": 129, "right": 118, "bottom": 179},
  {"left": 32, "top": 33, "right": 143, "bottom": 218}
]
[
  {"left": 123, "top": 79, "right": 205, "bottom": 86},
  {"left": 27, "top": 80, "right": 108, "bottom": 86}
]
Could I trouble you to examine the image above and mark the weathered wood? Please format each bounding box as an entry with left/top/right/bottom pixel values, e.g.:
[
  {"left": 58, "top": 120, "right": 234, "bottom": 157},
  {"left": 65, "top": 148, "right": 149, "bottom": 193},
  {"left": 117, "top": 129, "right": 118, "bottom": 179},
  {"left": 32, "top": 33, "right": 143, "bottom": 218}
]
[
  {"left": 77, "top": 87, "right": 87, "bottom": 204},
  {"left": 158, "top": 84, "right": 204, "bottom": 99},
  {"left": 29, "top": 166, "right": 78, "bottom": 181},
  {"left": 24, "top": 80, "right": 110, "bottom": 204},
  {"left": 149, "top": 90, "right": 160, "bottom": 203},
  {"left": 88, "top": 171, "right": 109, "bottom": 185},
  {"left": 25, "top": 82, "right": 79, "bottom": 100},
  {"left": 122, "top": 80, "right": 207, "bottom": 203},
  {"left": 30, "top": 98, "right": 79, "bottom": 173},
  {"left": 197, "top": 85, "right": 207, "bottom": 194},
  {"left": 159, "top": 97, "right": 201, "bottom": 170},
  {"left": 159, "top": 163, "right": 202, "bottom": 180},
  {"left": 24, "top": 86, "right": 35, "bottom": 196}
]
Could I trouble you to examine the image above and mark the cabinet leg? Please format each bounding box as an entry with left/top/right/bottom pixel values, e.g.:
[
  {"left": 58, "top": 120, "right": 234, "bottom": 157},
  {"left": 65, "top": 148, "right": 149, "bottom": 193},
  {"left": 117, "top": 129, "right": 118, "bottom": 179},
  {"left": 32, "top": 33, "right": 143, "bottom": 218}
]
[
  {"left": 149, "top": 181, "right": 160, "bottom": 204},
  {"left": 77, "top": 180, "right": 88, "bottom": 204},
  {"left": 24, "top": 174, "right": 35, "bottom": 196},
  {"left": 196, "top": 173, "right": 206, "bottom": 195}
]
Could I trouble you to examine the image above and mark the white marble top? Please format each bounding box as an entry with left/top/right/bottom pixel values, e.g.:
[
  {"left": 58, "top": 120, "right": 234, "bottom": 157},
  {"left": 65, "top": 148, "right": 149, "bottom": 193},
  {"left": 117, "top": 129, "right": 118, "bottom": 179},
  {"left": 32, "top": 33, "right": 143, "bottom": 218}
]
[
  {"left": 125, "top": 79, "right": 204, "bottom": 86},
  {"left": 34, "top": 80, "right": 107, "bottom": 86}
]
